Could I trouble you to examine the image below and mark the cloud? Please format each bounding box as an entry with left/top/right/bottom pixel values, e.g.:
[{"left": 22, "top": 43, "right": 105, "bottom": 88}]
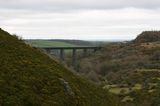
[
  {"left": 0, "top": 0, "right": 160, "bottom": 40},
  {"left": 1, "top": 7, "right": 160, "bottom": 40},
  {"left": 0, "top": 0, "right": 160, "bottom": 11}
]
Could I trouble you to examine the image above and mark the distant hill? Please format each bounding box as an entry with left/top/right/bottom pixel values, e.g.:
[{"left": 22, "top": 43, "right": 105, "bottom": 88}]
[
  {"left": 0, "top": 28, "right": 118, "bottom": 106},
  {"left": 49, "top": 39, "right": 94, "bottom": 46},
  {"left": 134, "top": 31, "right": 160, "bottom": 43},
  {"left": 26, "top": 39, "right": 94, "bottom": 48},
  {"left": 26, "top": 40, "right": 78, "bottom": 47}
]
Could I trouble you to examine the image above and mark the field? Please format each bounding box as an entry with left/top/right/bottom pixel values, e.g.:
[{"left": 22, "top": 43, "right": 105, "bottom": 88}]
[
  {"left": 25, "top": 39, "right": 109, "bottom": 48},
  {"left": 26, "top": 40, "right": 79, "bottom": 47}
]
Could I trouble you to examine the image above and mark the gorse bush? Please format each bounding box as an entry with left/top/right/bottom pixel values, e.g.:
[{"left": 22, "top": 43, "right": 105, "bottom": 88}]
[{"left": 151, "top": 50, "right": 160, "bottom": 61}]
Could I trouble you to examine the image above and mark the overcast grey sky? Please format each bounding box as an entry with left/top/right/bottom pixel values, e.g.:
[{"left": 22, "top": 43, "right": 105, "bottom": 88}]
[{"left": 0, "top": 0, "right": 160, "bottom": 40}]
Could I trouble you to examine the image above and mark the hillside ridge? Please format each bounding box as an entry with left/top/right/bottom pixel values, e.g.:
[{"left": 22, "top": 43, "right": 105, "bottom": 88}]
[
  {"left": 0, "top": 28, "right": 117, "bottom": 106},
  {"left": 134, "top": 31, "right": 160, "bottom": 43}
]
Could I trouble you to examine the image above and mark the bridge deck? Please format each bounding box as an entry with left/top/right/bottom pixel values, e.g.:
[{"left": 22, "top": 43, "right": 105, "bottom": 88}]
[{"left": 40, "top": 46, "right": 101, "bottom": 50}]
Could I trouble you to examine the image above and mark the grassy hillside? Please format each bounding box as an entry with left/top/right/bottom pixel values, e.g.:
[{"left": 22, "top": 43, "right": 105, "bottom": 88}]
[
  {"left": 0, "top": 28, "right": 118, "bottom": 106},
  {"left": 26, "top": 40, "right": 115, "bottom": 48},
  {"left": 48, "top": 40, "right": 94, "bottom": 46},
  {"left": 26, "top": 39, "right": 96, "bottom": 48},
  {"left": 26, "top": 40, "right": 78, "bottom": 47},
  {"left": 76, "top": 31, "right": 160, "bottom": 106}
]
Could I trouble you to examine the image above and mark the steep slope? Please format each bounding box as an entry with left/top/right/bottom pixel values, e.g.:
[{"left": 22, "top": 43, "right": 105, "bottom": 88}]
[{"left": 0, "top": 28, "right": 117, "bottom": 106}]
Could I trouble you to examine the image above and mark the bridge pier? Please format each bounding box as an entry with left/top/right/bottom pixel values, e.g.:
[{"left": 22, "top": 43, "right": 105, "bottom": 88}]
[
  {"left": 41, "top": 46, "right": 101, "bottom": 69},
  {"left": 72, "top": 49, "right": 77, "bottom": 68},
  {"left": 94, "top": 48, "right": 97, "bottom": 52},
  {"left": 60, "top": 49, "right": 64, "bottom": 61},
  {"left": 83, "top": 49, "right": 87, "bottom": 57},
  {"left": 45, "top": 49, "right": 51, "bottom": 54}
]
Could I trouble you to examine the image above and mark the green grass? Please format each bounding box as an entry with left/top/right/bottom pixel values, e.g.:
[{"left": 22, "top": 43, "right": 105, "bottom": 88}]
[
  {"left": 104, "top": 83, "right": 142, "bottom": 95},
  {"left": 137, "top": 69, "right": 160, "bottom": 72},
  {"left": 109, "top": 88, "right": 130, "bottom": 95},
  {"left": 153, "top": 77, "right": 160, "bottom": 80},
  {"left": 132, "top": 84, "right": 142, "bottom": 90},
  {"left": 121, "top": 96, "right": 134, "bottom": 102},
  {"left": 26, "top": 40, "right": 79, "bottom": 47},
  {"left": 103, "top": 84, "right": 118, "bottom": 89}
]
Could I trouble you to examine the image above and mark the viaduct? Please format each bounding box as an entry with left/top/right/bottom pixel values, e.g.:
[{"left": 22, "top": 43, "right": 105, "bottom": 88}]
[{"left": 40, "top": 46, "right": 102, "bottom": 68}]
